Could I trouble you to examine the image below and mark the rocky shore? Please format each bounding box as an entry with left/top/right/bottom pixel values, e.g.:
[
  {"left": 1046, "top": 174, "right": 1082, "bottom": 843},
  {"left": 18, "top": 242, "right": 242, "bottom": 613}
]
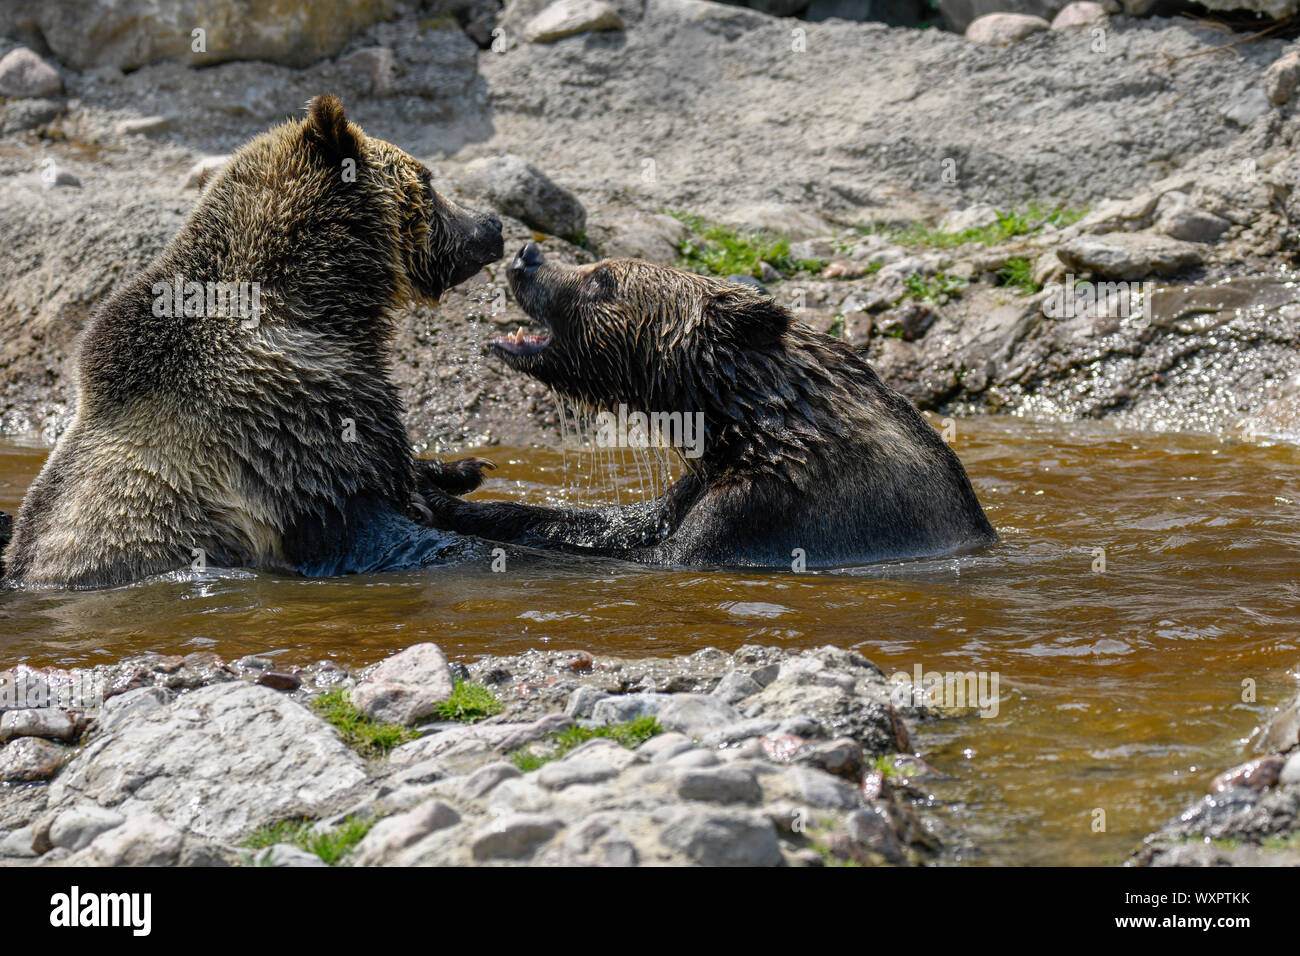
[
  {"left": 0, "top": 642, "right": 971, "bottom": 866},
  {"left": 1133, "top": 690, "right": 1300, "bottom": 867},
  {"left": 2, "top": 0, "right": 1299, "bottom": 447}
]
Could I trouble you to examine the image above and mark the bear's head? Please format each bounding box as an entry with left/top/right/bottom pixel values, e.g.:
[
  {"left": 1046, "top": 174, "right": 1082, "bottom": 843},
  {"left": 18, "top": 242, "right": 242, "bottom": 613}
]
[
  {"left": 494, "top": 242, "right": 790, "bottom": 416},
  {"left": 199, "top": 95, "right": 502, "bottom": 320}
]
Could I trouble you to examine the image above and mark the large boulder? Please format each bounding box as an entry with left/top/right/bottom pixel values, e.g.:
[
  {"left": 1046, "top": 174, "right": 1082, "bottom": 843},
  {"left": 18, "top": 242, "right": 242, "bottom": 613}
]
[
  {"left": 461, "top": 154, "right": 587, "bottom": 241},
  {"left": 9, "top": 0, "right": 398, "bottom": 70},
  {"left": 46, "top": 682, "right": 367, "bottom": 842}
]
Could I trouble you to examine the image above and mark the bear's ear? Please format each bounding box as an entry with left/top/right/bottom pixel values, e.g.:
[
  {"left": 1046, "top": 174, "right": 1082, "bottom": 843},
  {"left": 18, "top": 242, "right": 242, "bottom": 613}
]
[
  {"left": 302, "top": 94, "right": 361, "bottom": 165},
  {"left": 704, "top": 288, "right": 790, "bottom": 348}
]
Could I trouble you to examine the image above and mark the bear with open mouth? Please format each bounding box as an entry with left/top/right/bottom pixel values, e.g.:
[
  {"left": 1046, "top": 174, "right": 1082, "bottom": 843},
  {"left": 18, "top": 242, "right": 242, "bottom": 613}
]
[{"left": 417, "top": 243, "right": 998, "bottom": 568}]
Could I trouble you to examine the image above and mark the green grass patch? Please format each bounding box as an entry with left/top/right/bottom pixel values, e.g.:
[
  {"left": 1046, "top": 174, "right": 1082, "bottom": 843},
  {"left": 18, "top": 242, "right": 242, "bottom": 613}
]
[
  {"left": 432, "top": 679, "right": 504, "bottom": 723},
  {"left": 870, "top": 754, "right": 901, "bottom": 778},
  {"left": 510, "top": 715, "right": 664, "bottom": 771},
  {"left": 310, "top": 688, "right": 419, "bottom": 758},
  {"left": 995, "top": 256, "right": 1040, "bottom": 295},
  {"left": 863, "top": 202, "right": 1089, "bottom": 250},
  {"left": 671, "top": 212, "right": 824, "bottom": 279},
  {"left": 244, "top": 815, "right": 376, "bottom": 866},
  {"left": 902, "top": 272, "right": 967, "bottom": 303}
]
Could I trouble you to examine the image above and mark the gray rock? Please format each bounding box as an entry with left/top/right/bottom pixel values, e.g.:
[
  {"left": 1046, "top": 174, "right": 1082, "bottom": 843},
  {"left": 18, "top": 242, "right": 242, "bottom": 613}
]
[
  {"left": 1221, "top": 86, "right": 1272, "bottom": 128},
  {"left": 462, "top": 154, "right": 587, "bottom": 241},
  {"left": 352, "top": 643, "right": 454, "bottom": 727},
  {"left": 591, "top": 693, "right": 664, "bottom": 725},
  {"left": 458, "top": 761, "right": 523, "bottom": 800},
  {"left": 846, "top": 805, "right": 907, "bottom": 863},
  {"left": 675, "top": 766, "right": 762, "bottom": 804},
  {"left": 1, "top": 98, "right": 61, "bottom": 134},
  {"left": 656, "top": 694, "right": 741, "bottom": 737},
  {"left": 66, "top": 813, "right": 183, "bottom": 866},
  {"left": 659, "top": 809, "right": 783, "bottom": 866},
  {"left": 1265, "top": 51, "right": 1300, "bottom": 106},
  {"left": 711, "top": 670, "right": 762, "bottom": 704},
  {"left": 352, "top": 800, "right": 460, "bottom": 865},
  {"left": 593, "top": 213, "right": 689, "bottom": 265},
  {"left": 536, "top": 757, "right": 620, "bottom": 790},
  {"left": 48, "top": 805, "right": 125, "bottom": 851},
  {"left": 1280, "top": 751, "right": 1300, "bottom": 786},
  {"left": 98, "top": 686, "right": 171, "bottom": 732},
  {"left": 0, "top": 825, "right": 38, "bottom": 858},
  {"left": 47, "top": 682, "right": 367, "bottom": 842},
  {"left": 0, "top": 737, "right": 66, "bottom": 781},
  {"left": 254, "top": 843, "right": 328, "bottom": 867},
  {"left": 0, "top": 48, "right": 62, "bottom": 98},
  {"left": 115, "top": 115, "right": 173, "bottom": 137},
  {"left": 563, "top": 816, "right": 639, "bottom": 866},
  {"left": 564, "top": 686, "right": 608, "bottom": 718},
  {"left": 30, "top": 0, "right": 393, "bottom": 70},
  {"left": 1050, "top": 1, "right": 1104, "bottom": 27},
  {"left": 0, "top": 708, "right": 77, "bottom": 742},
  {"left": 338, "top": 46, "right": 395, "bottom": 97},
  {"left": 1056, "top": 233, "right": 1202, "bottom": 280},
  {"left": 966, "top": 13, "right": 1049, "bottom": 45},
  {"left": 523, "top": 0, "right": 625, "bottom": 43},
  {"left": 471, "top": 813, "right": 565, "bottom": 860}
]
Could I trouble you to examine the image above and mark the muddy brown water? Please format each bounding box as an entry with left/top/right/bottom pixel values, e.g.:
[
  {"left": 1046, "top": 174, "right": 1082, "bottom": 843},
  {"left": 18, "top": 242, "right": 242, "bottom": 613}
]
[{"left": 1, "top": 416, "right": 1297, "bottom": 866}]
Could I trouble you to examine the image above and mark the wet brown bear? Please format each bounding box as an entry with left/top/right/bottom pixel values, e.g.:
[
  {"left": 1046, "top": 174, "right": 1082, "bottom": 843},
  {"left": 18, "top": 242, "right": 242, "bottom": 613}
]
[
  {"left": 2, "top": 96, "right": 501, "bottom": 589},
  {"left": 419, "top": 243, "right": 997, "bottom": 568}
]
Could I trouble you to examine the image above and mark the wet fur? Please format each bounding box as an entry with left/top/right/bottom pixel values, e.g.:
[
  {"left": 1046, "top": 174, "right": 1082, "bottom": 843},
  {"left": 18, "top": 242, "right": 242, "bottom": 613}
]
[
  {"left": 2, "top": 95, "right": 502, "bottom": 588},
  {"left": 422, "top": 255, "right": 997, "bottom": 568}
]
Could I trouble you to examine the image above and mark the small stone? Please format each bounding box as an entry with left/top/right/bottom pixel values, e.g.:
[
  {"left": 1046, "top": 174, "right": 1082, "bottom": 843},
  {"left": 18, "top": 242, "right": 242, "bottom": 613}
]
[
  {"left": 659, "top": 809, "right": 783, "bottom": 866},
  {"left": 461, "top": 154, "right": 586, "bottom": 241},
  {"left": 798, "top": 738, "right": 864, "bottom": 780},
  {"left": 965, "top": 13, "right": 1049, "bottom": 46},
  {"left": 0, "top": 826, "right": 38, "bottom": 858},
  {"left": 750, "top": 664, "right": 781, "bottom": 687},
  {"left": 471, "top": 813, "right": 564, "bottom": 860},
  {"left": 353, "top": 643, "right": 454, "bottom": 726},
  {"left": 72, "top": 813, "right": 182, "bottom": 866},
  {"left": 675, "top": 766, "right": 762, "bottom": 804},
  {"left": 48, "top": 805, "right": 125, "bottom": 851},
  {"left": 758, "top": 261, "right": 781, "bottom": 284},
  {"left": 711, "top": 670, "right": 762, "bottom": 705},
  {"left": 353, "top": 799, "right": 460, "bottom": 864},
  {"left": 1057, "top": 232, "right": 1201, "bottom": 280},
  {"left": 566, "top": 651, "right": 595, "bottom": 673},
  {"left": 257, "top": 671, "right": 302, "bottom": 692},
  {"left": 523, "top": 0, "right": 625, "bottom": 43},
  {"left": 458, "top": 761, "right": 523, "bottom": 800},
  {"left": 0, "top": 48, "right": 63, "bottom": 98},
  {"left": 98, "top": 686, "right": 170, "bottom": 732},
  {"left": 591, "top": 693, "right": 663, "bottom": 725},
  {"left": 116, "top": 115, "right": 172, "bottom": 137},
  {"left": 1209, "top": 755, "right": 1285, "bottom": 793},
  {"left": 0, "top": 737, "right": 66, "bottom": 781},
  {"left": 1, "top": 98, "right": 61, "bottom": 134},
  {"left": 1280, "top": 751, "right": 1300, "bottom": 786},
  {"left": 1266, "top": 51, "right": 1300, "bottom": 106},
  {"left": 1050, "top": 2, "right": 1105, "bottom": 29},
  {"left": 0, "top": 708, "right": 77, "bottom": 742},
  {"left": 565, "top": 686, "right": 607, "bottom": 718},
  {"left": 655, "top": 694, "right": 740, "bottom": 737},
  {"left": 846, "top": 806, "right": 907, "bottom": 863},
  {"left": 536, "top": 757, "right": 619, "bottom": 790},
  {"left": 1221, "top": 87, "right": 1272, "bottom": 128}
]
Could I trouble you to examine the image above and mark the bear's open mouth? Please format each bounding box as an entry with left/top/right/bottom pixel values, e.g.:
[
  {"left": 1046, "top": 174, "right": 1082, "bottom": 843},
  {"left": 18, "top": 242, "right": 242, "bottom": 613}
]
[{"left": 491, "top": 324, "right": 552, "bottom": 357}]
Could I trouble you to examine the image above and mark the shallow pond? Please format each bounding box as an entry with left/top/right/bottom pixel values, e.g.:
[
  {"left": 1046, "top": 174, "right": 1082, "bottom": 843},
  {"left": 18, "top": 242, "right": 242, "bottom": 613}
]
[{"left": 1, "top": 416, "right": 1297, "bottom": 865}]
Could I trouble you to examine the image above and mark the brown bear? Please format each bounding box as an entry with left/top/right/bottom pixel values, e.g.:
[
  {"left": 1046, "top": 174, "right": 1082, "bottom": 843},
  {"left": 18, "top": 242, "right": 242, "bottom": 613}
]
[
  {"left": 418, "top": 243, "right": 997, "bottom": 568},
  {"left": 2, "top": 95, "right": 502, "bottom": 589}
]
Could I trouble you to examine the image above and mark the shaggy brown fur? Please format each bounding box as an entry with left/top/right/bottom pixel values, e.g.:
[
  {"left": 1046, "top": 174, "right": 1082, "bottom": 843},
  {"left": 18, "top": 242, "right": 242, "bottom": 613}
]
[
  {"left": 420, "top": 244, "right": 996, "bottom": 568},
  {"left": 3, "top": 95, "right": 502, "bottom": 588}
]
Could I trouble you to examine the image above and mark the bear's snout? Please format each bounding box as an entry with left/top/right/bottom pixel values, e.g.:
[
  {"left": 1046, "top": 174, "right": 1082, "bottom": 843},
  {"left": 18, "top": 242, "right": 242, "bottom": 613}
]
[{"left": 513, "top": 241, "right": 544, "bottom": 272}]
